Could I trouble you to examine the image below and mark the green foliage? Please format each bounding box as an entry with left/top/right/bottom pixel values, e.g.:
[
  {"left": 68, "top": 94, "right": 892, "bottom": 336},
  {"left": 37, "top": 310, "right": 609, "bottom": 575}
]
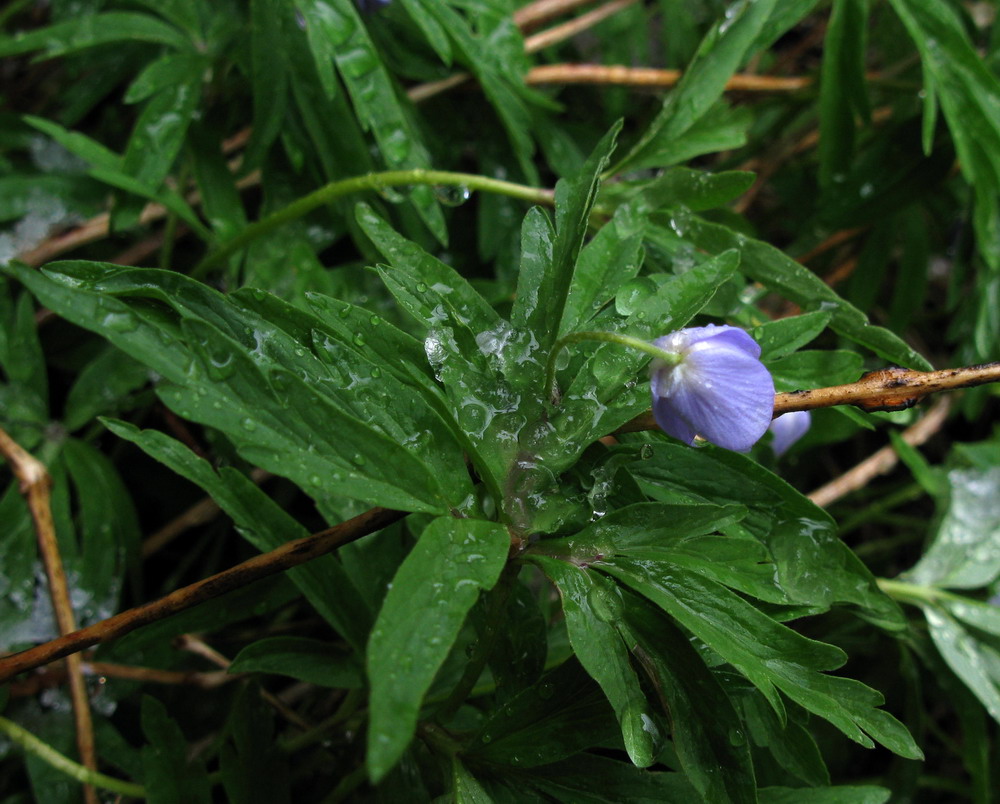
[{"left": 1, "top": 1, "right": 999, "bottom": 802}]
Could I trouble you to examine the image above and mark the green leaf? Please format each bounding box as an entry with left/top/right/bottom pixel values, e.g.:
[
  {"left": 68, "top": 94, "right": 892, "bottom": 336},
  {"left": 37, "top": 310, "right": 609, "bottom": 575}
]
[
  {"left": 544, "top": 122, "right": 622, "bottom": 350},
  {"left": 620, "top": 593, "right": 757, "bottom": 804},
  {"left": 117, "top": 57, "right": 203, "bottom": 221},
  {"left": 409, "top": 1, "right": 538, "bottom": 181},
  {"left": 9, "top": 261, "right": 455, "bottom": 515},
  {"left": 622, "top": 103, "right": 753, "bottom": 172},
  {"left": 631, "top": 444, "right": 905, "bottom": 630},
  {"left": 244, "top": 0, "right": 290, "bottom": 168},
  {"left": 530, "top": 556, "right": 660, "bottom": 768},
  {"left": 471, "top": 659, "right": 619, "bottom": 768},
  {"left": 759, "top": 786, "right": 890, "bottom": 804},
  {"left": 23, "top": 117, "right": 210, "bottom": 238},
  {"left": 887, "top": 0, "right": 1000, "bottom": 270},
  {"left": 907, "top": 467, "right": 1000, "bottom": 589},
  {"left": 767, "top": 350, "right": 864, "bottom": 391},
  {"left": 818, "top": 0, "right": 871, "bottom": 189},
  {"left": 366, "top": 516, "right": 509, "bottom": 782},
  {"left": 559, "top": 202, "right": 644, "bottom": 336},
  {"left": 682, "top": 213, "right": 933, "bottom": 370},
  {"left": 518, "top": 754, "right": 696, "bottom": 801},
  {"left": 614, "top": 0, "right": 778, "bottom": 173},
  {"left": 452, "top": 756, "right": 494, "bottom": 804},
  {"left": 395, "top": 0, "right": 452, "bottom": 65},
  {"left": 229, "top": 637, "right": 363, "bottom": 688},
  {"left": 219, "top": 686, "right": 290, "bottom": 804},
  {"left": 62, "top": 437, "right": 139, "bottom": 609},
  {"left": 63, "top": 346, "right": 151, "bottom": 431},
  {"left": 924, "top": 604, "right": 1000, "bottom": 725},
  {"left": 600, "top": 558, "right": 921, "bottom": 758},
  {"left": 294, "top": 0, "right": 445, "bottom": 241},
  {"left": 140, "top": 695, "right": 211, "bottom": 804},
  {"left": 0, "top": 12, "right": 191, "bottom": 59},
  {"left": 750, "top": 311, "right": 832, "bottom": 360},
  {"left": 103, "top": 418, "right": 374, "bottom": 652}
]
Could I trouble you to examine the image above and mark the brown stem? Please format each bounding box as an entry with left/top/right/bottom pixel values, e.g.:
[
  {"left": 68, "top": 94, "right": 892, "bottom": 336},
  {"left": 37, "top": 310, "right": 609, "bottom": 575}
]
[
  {"left": 0, "top": 506, "right": 406, "bottom": 684},
  {"left": 513, "top": 0, "right": 604, "bottom": 30},
  {"left": 809, "top": 397, "right": 951, "bottom": 508},
  {"left": 616, "top": 363, "right": 999, "bottom": 434},
  {"left": 525, "top": 64, "right": 814, "bottom": 91},
  {"left": 524, "top": 0, "right": 641, "bottom": 53},
  {"left": 0, "top": 428, "right": 99, "bottom": 804},
  {"left": 9, "top": 660, "right": 234, "bottom": 697},
  {"left": 142, "top": 468, "right": 271, "bottom": 558},
  {"left": 408, "top": 0, "right": 640, "bottom": 103}
]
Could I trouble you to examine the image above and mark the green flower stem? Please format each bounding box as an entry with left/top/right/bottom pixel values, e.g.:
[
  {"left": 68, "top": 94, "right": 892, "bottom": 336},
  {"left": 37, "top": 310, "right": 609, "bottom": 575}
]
[
  {"left": 0, "top": 715, "right": 146, "bottom": 799},
  {"left": 876, "top": 578, "right": 968, "bottom": 607},
  {"left": 545, "top": 330, "right": 681, "bottom": 403},
  {"left": 192, "top": 169, "right": 555, "bottom": 278}
]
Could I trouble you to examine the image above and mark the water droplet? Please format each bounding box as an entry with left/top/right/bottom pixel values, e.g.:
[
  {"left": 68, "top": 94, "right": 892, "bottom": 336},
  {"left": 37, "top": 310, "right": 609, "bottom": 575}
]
[
  {"left": 101, "top": 310, "right": 138, "bottom": 333},
  {"left": 240, "top": 417, "right": 257, "bottom": 432},
  {"left": 352, "top": 453, "right": 366, "bottom": 467},
  {"left": 370, "top": 366, "right": 382, "bottom": 379},
  {"left": 416, "top": 282, "right": 428, "bottom": 293},
  {"left": 433, "top": 185, "right": 472, "bottom": 207},
  {"left": 369, "top": 314, "right": 380, "bottom": 325},
  {"left": 339, "top": 305, "right": 351, "bottom": 319},
  {"left": 615, "top": 277, "right": 656, "bottom": 316},
  {"left": 353, "top": 332, "right": 366, "bottom": 347},
  {"left": 588, "top": 584, "right": 624, "bottom": 623},
  {"left": 537, "top": 682, "right": 555, "bottom": 700},
  {"left": 728, "top": 727, "right": 746, "bottom": 746},
  {"left": 639, "top": 444, "right": 654, "bottom": 460}
]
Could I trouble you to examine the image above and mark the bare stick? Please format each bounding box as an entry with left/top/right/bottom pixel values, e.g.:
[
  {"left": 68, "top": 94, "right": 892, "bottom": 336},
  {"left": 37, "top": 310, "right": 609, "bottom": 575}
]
[
  {"left": 524, "top": 0, "right": 640, "bottom": 53},
  {"left": 808, "top": 398, "right": 951, "bottom": 508},
  {"left": 409, "top": 0, "right": 641, "bottom": 103},
  {"left": 616, "top": 363, "right": 999, "bottom": 434},
  {"left": 0, "top": 428, "right": 99, "bottom": 804},
  {"left": 526, "top": 64, "right": 813, "bottom": 91},
  {"left": 513, "top": 0, "right": 603, "bottom": 29},
  {"left": 0, "top": 506, "right": 406, "bottom": 684}
]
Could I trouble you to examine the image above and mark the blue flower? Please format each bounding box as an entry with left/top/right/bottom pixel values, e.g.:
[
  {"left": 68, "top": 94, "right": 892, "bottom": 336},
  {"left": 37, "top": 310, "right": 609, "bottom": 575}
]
[
  {"left": 649, "top": 325, "right": 775, "bottom": 452},
  {"left": 769, "top": 410, "right": 811, "bottom": 456}
]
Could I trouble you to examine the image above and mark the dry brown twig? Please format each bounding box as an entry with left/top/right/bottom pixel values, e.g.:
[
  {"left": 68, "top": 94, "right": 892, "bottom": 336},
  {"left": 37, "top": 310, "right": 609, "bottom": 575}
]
[
  {"left": 0, "top": 427, "right": 99, "bottom": 804},
  {"left": 2, "top": 362, "right": 997, "bottom": 685},
  {"left": 808, "top": 397, "right": 951, "bottom": 508},
  {"left": 0, "top": 506, "right": 406, "bottom": 684}
]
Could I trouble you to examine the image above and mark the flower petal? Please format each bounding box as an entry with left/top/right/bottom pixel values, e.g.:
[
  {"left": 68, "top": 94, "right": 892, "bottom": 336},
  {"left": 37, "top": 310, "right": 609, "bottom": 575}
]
[
  {"left": 660, "top": 340, "right": 775, "bottom": 451},
  {"left": 769, "top": 410, "right": 811, "bottom": 456},
  {"left": 651, "top": 365, "right": 699, "bottom": 444}
]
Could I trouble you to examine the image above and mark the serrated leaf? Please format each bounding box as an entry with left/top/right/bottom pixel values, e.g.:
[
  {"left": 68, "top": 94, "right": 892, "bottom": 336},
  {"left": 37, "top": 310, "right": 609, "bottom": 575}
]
[{"left": 366, "top": 517, "right": 509, "bottom": 782}]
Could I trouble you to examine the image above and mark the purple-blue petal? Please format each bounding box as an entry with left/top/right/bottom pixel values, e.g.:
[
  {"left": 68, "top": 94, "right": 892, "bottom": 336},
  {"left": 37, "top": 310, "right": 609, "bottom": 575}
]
[
  {"left": 652, "top": 324, "right": 760, "bottom": 360},
  {"left": 769, "top": 410, "right": 811, "bottom": 455},
  {"left": 650, "top": 334, "right": 774, "bottom": 451}
]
